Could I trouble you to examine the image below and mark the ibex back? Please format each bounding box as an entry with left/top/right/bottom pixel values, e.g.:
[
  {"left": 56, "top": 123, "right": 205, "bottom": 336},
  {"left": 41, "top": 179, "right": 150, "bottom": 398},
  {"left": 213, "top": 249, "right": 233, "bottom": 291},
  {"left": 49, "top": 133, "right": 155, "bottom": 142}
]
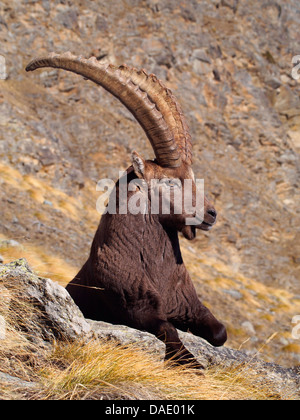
[{"left": 26, "top": 53, "right": 227, "bottom": 368}]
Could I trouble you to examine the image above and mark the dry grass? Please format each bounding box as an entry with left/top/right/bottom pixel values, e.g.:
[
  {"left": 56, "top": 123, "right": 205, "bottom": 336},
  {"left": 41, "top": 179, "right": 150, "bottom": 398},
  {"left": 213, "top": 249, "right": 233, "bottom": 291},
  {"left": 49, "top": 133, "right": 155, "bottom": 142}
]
[
  {"left": 0, "top": 233, "right": 77, "bottom": 285},
  {"left": 0, "top": 270, "right": 288, "bottom": 400},
  {"left": 37, "top": 340, "right": 280, "bottom": 401},
  {"left": 0, "top": 161, "right": 99, "bottom": 227}
]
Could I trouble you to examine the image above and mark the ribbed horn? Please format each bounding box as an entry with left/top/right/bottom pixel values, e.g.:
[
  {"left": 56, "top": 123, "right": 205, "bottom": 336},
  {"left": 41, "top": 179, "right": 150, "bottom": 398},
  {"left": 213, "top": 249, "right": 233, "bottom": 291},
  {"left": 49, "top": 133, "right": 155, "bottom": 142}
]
[{"left": 26, "top": 52, "right": 192, "bottom": 168}]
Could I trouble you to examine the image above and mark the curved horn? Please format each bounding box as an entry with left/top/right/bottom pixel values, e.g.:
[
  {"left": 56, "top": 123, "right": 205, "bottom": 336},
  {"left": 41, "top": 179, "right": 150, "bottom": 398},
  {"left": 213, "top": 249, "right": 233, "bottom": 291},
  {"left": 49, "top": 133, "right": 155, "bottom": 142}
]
[{"left": 26, "top": 52, "right": 192, "bottom": 168}]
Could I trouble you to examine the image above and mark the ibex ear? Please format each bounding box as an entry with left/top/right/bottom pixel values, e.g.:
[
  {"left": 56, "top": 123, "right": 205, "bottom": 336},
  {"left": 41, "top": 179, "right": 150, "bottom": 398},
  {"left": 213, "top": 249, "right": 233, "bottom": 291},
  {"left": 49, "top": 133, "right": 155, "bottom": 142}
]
[{"left": 131, "top": 151, "right": 146, "bottom": 179}]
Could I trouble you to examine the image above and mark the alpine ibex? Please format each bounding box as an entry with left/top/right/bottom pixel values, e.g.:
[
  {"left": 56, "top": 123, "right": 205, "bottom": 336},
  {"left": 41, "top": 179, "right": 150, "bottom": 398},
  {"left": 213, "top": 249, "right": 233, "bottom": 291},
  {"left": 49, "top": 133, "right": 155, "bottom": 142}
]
[{"left": 26, "top": 52, "right": 227, "bottom": 368}]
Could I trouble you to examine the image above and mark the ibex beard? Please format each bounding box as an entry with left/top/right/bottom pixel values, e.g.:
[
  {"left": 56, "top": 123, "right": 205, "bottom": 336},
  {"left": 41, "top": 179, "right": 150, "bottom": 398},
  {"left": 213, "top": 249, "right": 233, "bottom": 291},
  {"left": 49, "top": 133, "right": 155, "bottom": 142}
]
[{"left": 26, "top": 52, "right": 227, "bottom": 369}]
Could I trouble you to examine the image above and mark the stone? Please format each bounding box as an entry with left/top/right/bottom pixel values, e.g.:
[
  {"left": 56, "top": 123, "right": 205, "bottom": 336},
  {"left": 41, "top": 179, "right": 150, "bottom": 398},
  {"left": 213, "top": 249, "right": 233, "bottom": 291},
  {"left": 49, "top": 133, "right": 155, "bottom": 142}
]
[
  {"left": 95, "top": 15, "right": 108, "bottom": 31},
  {"left": 288, "top": 130, "right": 300, "bottom": 149},
  {"left": 0, "top": 259, "right": 91, "bottom": 343},
  {"left": 193, "top": 60, "right": 212, "bottom": 75},
  {"left": 241, "top": 321, "right": 256, "bottom": 336},
  {"left": 0, "top": 371, "right": 37, "bottom": 389},
  {"left": 0, "top": 240, "right": 20, "bottom": 248},
  {"left": 266, "top": 77, "right": 281, "bottom": 89},
  {"left": 222, "top": 289, "right": 243, "bottom": 300},
  {"left": 191, "top": 49, "right": 212, "bottom": 64},
  {"left": 88, "top": 320, "right": 165, "bottom": 359}
]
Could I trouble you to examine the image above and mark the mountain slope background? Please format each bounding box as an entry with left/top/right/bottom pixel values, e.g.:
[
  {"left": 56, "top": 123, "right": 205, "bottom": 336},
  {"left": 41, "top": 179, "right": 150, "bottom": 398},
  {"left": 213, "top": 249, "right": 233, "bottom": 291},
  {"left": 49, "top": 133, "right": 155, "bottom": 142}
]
[{"left": 0, "top": 0, "right": 299, "bottom": 367}]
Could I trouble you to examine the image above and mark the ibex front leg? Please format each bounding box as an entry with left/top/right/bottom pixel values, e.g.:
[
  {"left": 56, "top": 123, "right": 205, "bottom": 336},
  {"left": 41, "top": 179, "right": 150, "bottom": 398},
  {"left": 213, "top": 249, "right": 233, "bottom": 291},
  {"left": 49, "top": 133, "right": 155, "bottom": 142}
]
[{"left": 144, "top": 318, "right": 205, "bottom": 369}]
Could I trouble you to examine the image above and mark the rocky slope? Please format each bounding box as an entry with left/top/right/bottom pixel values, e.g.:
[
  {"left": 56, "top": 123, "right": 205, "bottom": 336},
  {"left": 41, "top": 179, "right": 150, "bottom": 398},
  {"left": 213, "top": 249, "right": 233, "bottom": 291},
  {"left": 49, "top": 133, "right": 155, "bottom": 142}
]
[
  {"left": 0, "top": 259, "right": 298, "bottom": 399},
  {"left": 0, "top": 0, "right": 299, "bottom": 366}
]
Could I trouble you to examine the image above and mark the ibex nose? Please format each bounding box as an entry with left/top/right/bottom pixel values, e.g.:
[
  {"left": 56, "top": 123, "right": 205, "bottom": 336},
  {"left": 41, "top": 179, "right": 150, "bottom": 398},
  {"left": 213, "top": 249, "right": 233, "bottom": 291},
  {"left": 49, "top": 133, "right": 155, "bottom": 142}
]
[{"left": 207, "top": 208, "right": 217, "bottom": 222}]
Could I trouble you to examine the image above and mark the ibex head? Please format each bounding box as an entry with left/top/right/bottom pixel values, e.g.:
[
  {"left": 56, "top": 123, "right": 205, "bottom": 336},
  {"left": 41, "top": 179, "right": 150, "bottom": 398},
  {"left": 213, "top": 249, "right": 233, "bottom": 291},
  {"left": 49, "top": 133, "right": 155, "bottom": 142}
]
[{"left": 26, "top": 52, "right": 217, "bottom": 240}]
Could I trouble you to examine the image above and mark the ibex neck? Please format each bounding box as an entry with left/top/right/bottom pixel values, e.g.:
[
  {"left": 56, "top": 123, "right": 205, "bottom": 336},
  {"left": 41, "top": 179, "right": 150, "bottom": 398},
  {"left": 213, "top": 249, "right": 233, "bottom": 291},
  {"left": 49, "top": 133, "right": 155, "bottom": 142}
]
[
  {"left": 93, "top": 210, "right": 183, "bottom": 267},
  {"left": 92, "top": 167, "right": 183, "bottom": 265}
]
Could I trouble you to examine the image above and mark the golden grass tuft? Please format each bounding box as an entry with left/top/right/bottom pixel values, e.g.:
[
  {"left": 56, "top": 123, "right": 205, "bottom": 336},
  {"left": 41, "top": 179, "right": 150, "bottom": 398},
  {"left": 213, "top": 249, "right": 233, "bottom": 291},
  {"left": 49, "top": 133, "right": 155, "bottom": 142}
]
[
  {"left": 38, "top": 340, "right": 280, "bottom": 401},
  {"left": 282, "top": 343, "right": 300, "bottom": 353},
  {"left": 0, "top": 162, "right": 99, "bottom": 227},
  {"left": 0, "top": 234, "right": 77, "bottom": 286}
]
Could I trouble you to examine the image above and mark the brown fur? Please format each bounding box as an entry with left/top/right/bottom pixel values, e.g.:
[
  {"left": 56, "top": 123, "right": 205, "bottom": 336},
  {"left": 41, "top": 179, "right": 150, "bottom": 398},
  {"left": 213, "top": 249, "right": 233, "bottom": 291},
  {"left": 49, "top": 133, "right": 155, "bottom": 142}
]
[{"left": 67, "top": 160, "right": 227, "bottom": 368}]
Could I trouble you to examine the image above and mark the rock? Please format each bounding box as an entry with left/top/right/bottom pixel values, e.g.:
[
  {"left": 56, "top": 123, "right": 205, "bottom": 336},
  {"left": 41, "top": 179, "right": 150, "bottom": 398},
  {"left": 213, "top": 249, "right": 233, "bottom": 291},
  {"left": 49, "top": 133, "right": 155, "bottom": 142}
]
[
  {"left": 0, "top": 239, "right": 20, "bottom": 248},
  {"left": 0, "top": 15, "right": 8, "bottom": 30},
  {"left": 88, "top": 319, "right": 165, "bottom": 359},
  {"left": 0, "top": 371, "right": 37, "bottom": 389},
  {"left": 192, "top": 60, "right": 212, "bottom": 75},
  {"left": 288, "top": 130, "right": 300, "bottom": 149},
  {"left": 227, "top": 233, "right": 237, "bottom": 243},
  {"left": 180, "top": 5, "right": 197, "bottom": 22},
  {"left": 0, "top": 259, "right": 299, "bottom": 399},
  {"left": 37, "top": 146, "right": 57, "bottom": 166},
  {"left": 0, "top": 259, "right": 91, "bottom": 343},
  {"left": 56, "top": 9, "right": 78, "bottom": 30},
  {"left": 241, "top": 321, "right": 256, "bottom": 336},
  {"left": 266, "top": 77, "right": 281, "bottom": 89},
  {"left": 222, "top": 289, "right": 243, "bottom": 300},
  {"left": 95, "top": 15, "right": 108, "bottom": 32},
  {"left": 191, "top": 48, "right": 212, "bottom": 64},
  {"left": 191, "top": 48, "right": 213, "bottom": 75},
  {"left": 220, "top": 0, "right": 239, "bottom": 13},
  {"left": 43, "top": 200, "right": 53, "bottom": 206}
]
